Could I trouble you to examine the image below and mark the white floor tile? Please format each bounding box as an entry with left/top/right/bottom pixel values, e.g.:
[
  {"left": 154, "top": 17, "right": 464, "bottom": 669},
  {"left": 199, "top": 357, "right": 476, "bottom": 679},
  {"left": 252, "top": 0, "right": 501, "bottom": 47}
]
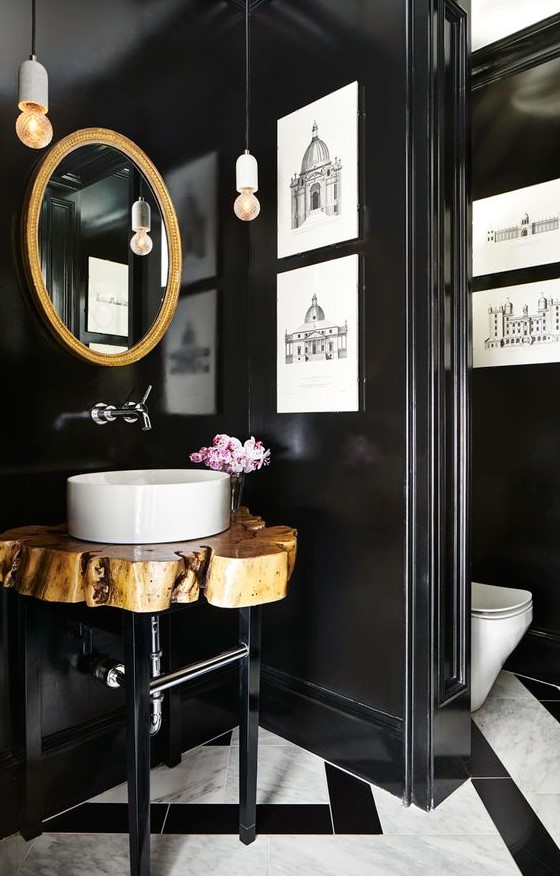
[
  {"left": 20, "top": 834, "right": 130, "bottom": 875},
  {"left": 269, "top": 835, "right": 520, "bottom": 876},
  {"left": 474, "top": 697, "right": 560, "bottom": 794},
  {"left": 150, "top": 834, "right": 268, "bottom": 876},
  {"left": 486, "top": 671, "right": 534, "bottom": 701},
  {"left": 372, "top": 779, "right": 499, "bottom": 836},
  {"left": 225, "top": 743, "right": 329, "bottom": 804},
  {"left": 525, "top": 793, "right": 560, "bottom": 849},
  {"left": 0, "top": 833, "right": 35, "bottom": 876},
  {"left": 90, "top": 745, "right": 229, "bottom": 804}
]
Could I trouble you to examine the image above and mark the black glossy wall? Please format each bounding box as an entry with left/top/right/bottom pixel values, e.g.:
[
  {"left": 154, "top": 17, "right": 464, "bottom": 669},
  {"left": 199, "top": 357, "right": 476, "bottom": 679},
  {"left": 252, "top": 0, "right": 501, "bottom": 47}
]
[
  {"left": 0, "top": 0, "right": 251, "bottom": 834},
  {"left": 472, "top": 19, "right": 560, "bottom": 677},
  {"left": 247, "top": 1, "right": 407, "bottom": 720},
  {"left": 0, "top": 0, "right": 470, "bottom": 836}
]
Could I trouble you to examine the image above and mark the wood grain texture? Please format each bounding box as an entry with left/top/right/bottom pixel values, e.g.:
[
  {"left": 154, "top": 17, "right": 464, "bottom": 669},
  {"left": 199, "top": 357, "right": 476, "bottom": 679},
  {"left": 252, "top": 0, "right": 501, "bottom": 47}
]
[{"left": 0, "top": 510, "right": 297, "bottom": 612}]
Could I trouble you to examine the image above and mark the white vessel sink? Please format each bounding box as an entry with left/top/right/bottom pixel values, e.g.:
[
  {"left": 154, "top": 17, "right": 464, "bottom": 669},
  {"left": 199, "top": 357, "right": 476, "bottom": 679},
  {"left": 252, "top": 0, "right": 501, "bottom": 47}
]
[{"left": 67, "top": 469, "right": 231, "bottom": 544}]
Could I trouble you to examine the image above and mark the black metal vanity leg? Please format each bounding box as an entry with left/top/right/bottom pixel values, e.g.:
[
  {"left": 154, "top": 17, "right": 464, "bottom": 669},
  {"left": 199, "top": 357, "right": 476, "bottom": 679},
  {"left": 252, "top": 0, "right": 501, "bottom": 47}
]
[
  {"left": 123, "top": 612, "right": 152, "bottom": 876},
  {"left": 19, "top": 597, "right": 43, "bottom": 841},
  {"left": 160, "top": 613, "right": 182, "bottom": 768},
  {"left": 239, "top": 605, "right": 262, "bottom": 845}
]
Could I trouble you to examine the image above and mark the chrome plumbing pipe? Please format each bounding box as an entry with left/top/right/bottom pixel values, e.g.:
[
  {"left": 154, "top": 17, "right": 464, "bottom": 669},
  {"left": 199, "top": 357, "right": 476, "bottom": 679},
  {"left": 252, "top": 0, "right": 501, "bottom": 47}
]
[
  {"left": 149, "top": 645, "right": 249, "bottom": 695},
  {"left": 150, "top": 616, "right": 163, "bottom": 737}
]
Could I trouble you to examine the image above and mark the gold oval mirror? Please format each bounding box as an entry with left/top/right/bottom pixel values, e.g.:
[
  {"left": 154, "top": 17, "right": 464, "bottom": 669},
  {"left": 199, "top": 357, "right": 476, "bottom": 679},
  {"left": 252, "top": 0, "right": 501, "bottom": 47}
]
[{"left": 21, "top": 128, "right": 182, "bottom": 366}]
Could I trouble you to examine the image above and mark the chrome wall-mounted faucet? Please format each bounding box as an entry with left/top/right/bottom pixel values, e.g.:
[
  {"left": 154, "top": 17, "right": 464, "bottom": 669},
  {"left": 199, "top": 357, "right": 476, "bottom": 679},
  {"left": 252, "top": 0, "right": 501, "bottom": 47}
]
[{"left": 91, "top": 384, "right": 152, "bottom": 431}]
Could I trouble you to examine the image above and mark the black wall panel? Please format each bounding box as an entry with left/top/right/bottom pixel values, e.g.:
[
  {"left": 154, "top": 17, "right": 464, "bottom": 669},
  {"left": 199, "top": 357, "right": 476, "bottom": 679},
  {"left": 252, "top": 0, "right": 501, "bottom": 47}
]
[
  {"left": 472, "top": 24, "right": 560, "bottom": 642},
  {"left": 247, "top": 0, "right": 407, "bottom": 719},
  {"left": 0, "top": 0, "right": 472, "bottom": 834},
  {"left": 0, "top": 0, "right": 250, "bottom": 832}
]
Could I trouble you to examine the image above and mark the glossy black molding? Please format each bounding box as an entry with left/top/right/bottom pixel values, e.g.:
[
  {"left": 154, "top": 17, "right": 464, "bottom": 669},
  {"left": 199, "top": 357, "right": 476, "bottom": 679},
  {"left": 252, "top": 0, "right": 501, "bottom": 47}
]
[
  {"left": 472, "top": 12, "right": 560, "bottom": 89},
  {"left": 404, "top": 0, "right": 471, "bottom": 810}
]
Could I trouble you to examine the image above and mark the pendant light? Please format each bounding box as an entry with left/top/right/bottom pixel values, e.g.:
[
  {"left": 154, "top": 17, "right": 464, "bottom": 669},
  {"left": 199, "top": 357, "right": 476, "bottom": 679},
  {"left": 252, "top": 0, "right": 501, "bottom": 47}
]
[
  {"left": 130, "top": 196, "right": 153, "bottom": 256},
  {"left": 16, "top": 0, "right": 53, "bottom": 149},
  {"left": 234, "top": 0, "right": 260, "bottom": 221}
]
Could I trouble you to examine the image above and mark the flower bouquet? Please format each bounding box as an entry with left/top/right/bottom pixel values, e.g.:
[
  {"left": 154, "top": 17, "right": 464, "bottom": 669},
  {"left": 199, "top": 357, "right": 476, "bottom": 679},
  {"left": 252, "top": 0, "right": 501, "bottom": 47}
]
[{"left": 190, "top": 433, "right": 270, "bottom": 511}]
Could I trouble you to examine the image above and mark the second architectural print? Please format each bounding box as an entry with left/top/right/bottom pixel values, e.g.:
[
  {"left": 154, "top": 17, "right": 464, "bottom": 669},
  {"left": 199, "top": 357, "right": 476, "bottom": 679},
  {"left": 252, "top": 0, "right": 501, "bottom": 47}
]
[{"left": 277, "top": 255, "right": 360, "bottom": 413}]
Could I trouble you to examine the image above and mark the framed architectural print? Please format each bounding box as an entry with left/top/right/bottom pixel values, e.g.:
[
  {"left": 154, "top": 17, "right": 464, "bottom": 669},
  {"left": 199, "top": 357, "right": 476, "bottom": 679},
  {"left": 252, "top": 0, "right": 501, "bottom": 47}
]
[
  {"left": 277, "top": 82, "right": 359, "bottom": 259},
  {"left": 164, "top": 288, "right": 217, "bottom": 414},
  {"left": 165, "top": 151, "right": 218, "bottom": 284},
  {"left": 472, "top": 278, "right": 560, "bottom": 367},
  {"left": 473, "top": 176, "right": 560, "bottom": 277},
  {"left": 277, "top": 254, "right": 360, "bottom": 412},
  {"left": 87, "top": 257, "right": 129, "bottom": 337}
]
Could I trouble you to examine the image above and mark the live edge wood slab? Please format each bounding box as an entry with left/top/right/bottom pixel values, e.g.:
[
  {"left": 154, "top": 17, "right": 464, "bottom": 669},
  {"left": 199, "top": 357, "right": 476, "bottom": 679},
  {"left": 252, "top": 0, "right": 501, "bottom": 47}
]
[{"left": 0, "top": 509, "right": 297, "bottom": 613}]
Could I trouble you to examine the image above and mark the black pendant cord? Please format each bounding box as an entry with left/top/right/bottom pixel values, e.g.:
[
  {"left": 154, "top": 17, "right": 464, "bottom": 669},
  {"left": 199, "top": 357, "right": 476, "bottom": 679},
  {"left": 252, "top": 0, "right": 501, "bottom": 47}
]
[
  {"left": 245, "top": 0, "right": 250, "bottom": 152},
  {"left": 31, "top": 0, "right": 36, "bottom": 58}
]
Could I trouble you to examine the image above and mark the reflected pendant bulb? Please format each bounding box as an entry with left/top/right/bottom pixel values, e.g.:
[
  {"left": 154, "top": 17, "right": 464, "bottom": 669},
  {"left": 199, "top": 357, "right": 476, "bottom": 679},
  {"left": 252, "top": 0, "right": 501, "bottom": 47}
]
[
  {"left": 234, "top": 188, "right": 260, "bottom": 221},
  {"left": 130, "top": 231, "right": 153, "bottom": 256},
  {"left": 17, "top": 58, "right": 53, "bottom": 149},
  {"left": 130, "top": 197, "right": 152, "bottom": 256},
  {"left": 234, "top": 150, "right": 260, "bottom": 221}
]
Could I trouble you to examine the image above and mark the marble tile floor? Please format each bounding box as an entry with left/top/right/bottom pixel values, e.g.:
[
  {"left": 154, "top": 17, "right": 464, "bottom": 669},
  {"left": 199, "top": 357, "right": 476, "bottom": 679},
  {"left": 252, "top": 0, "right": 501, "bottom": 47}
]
[{"left": 1, "top": 671, "right": 559, "bottom": 876}]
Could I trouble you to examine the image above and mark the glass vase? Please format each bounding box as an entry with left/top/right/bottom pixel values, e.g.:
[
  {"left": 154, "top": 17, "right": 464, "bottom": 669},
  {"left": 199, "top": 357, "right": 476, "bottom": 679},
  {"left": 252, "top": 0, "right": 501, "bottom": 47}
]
[{"left": 230, "top": 472, "right": 245, "bottom": 513}]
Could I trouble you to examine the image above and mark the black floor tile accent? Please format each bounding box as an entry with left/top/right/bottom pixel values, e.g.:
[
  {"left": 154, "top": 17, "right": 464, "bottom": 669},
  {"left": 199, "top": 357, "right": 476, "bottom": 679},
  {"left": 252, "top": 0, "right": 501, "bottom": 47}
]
[
  {"left": 162, "top": 804, "right": 239, "bottom": 835},
  {"left": 470, "top": 721, "right": 509, "bottom": 779},
  {"left": 473, "top": 779, "right": 560, "bottom": 876},
  {"left": 162, "top": 803, "right": 333, "bottom": 835},
  {"left": 43, "top": 803, "right": 168, "bottom": 835},
  {"left": 325, "top": 763, "right": 383, "bottom": 834},
  {"left": 539, "top": 700, "right": 560, "bottom": 722},
  {"left": 257, "top": 804, "right": 333, "bottom": 835},
  {"left": 516, "top": 675, "right": 560, "bottom": 702}
]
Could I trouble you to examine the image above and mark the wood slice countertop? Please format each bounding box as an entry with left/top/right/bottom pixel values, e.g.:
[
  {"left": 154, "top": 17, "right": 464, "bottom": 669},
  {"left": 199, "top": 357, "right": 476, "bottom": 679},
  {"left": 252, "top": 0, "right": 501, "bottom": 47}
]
[{"left": 0, "top": 509, "right": 297, "bottom": 613}]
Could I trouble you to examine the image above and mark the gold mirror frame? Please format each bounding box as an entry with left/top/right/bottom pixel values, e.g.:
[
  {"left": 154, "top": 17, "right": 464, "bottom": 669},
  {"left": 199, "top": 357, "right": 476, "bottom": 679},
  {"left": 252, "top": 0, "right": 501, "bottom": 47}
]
[{"left": 22, "top": 128, "right": 182, "bottom": 366}]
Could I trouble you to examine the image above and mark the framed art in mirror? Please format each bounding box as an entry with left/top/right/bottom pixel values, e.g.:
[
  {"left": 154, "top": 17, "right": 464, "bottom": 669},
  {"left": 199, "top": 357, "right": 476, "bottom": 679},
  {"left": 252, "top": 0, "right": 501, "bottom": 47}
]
[{"left": 21, "top": 128, "right": 182, "bottom": 366}]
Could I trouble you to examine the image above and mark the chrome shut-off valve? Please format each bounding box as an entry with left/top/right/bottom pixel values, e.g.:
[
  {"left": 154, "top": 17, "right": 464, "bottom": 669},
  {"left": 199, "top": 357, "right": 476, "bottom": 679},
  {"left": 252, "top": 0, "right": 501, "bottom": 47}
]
[{"left": 91, "top": 384, "right": 152, "bottom": 431}]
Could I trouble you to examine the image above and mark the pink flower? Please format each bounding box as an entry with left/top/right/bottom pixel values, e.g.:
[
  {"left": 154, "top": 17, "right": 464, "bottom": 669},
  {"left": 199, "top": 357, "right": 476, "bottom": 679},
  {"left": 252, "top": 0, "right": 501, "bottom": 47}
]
[{"left": 189, "top": 433, "right": 271, "bottom": 475}]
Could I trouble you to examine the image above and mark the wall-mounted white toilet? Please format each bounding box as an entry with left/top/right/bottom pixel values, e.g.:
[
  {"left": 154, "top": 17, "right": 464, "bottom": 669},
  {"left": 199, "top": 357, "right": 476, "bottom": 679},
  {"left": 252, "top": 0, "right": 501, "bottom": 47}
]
[{"left": 471, "top": 581, "right": 533, "bottom": 711}]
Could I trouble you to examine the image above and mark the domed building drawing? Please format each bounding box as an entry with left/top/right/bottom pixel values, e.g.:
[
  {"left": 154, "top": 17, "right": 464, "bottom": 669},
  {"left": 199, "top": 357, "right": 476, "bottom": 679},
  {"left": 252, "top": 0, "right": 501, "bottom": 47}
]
[
  {"left": 285, "top": 292, "right": 348, "bottom": 364},
  {"left": 290, "top": 121, "right": 342, "bottom": 230}
]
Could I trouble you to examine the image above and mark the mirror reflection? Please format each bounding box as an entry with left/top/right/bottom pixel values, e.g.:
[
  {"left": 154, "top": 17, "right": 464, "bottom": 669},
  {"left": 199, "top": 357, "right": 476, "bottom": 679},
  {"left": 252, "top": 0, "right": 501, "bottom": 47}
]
[{"left": 39, "top": 143, "right": 169, "bottom": 354}]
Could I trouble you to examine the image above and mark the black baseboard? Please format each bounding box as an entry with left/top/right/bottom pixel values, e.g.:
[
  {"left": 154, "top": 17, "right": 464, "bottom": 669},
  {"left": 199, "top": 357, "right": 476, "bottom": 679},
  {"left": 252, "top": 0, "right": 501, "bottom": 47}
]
[
  {"left": 504, "top": 627, "right": 560, "bottom": 685},
  {"left": 0, "top": 750, "right": 21, "bottom": 838},
  {"left": 260, "top": 666, "right": 404, "bottom": 799}
]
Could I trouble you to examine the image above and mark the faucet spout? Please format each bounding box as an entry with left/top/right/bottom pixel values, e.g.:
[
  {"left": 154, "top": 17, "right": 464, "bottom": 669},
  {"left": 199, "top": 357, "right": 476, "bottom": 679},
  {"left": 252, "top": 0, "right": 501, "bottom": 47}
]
[{"left": 91, "top": 384, "right": 153, "bottom": 431}]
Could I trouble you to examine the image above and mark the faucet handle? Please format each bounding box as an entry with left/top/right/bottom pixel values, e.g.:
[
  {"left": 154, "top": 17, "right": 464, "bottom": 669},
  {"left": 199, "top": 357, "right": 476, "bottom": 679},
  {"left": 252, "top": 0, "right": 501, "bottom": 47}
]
[{"left": 141, "top": 384, "right": 153, "bottom": 405}]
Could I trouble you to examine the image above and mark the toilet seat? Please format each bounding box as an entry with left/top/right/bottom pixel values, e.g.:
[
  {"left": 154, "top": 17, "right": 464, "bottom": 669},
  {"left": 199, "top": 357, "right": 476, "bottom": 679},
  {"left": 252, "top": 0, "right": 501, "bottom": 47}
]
[{"left": 472, "top": 581, "right": 532, "bottom": 620}]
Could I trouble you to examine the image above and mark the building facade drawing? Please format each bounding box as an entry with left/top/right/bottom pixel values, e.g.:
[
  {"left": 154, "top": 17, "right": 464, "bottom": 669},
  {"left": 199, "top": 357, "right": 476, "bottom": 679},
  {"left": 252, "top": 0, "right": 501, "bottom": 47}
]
[
  {"left": 285, "top": 293, "right": 347, "bottom": 363},
  {"left": 487, "top": 211, "right": 559, "bottom": 243},
  {"left": 486, "top": 294, "right": 560, "bottom": 349},
  {"left": 290, "top": 122, "right": 342, "bottom": 229}
]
